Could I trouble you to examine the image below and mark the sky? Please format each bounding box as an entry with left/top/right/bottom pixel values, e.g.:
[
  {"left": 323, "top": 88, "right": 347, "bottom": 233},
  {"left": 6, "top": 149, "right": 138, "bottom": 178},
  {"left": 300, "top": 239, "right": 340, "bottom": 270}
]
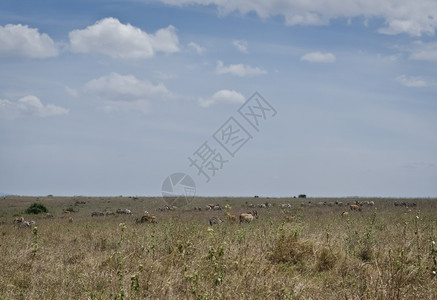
[{"left": 0, "top": 0, "right": 436, "bottom": 198}]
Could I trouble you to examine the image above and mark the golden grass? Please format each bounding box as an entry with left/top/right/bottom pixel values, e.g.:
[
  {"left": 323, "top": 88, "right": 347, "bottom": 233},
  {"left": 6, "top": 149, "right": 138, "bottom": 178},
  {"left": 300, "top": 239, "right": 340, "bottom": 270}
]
[{"left": 1, "top": 196, "right": 437, "bottom": 299}]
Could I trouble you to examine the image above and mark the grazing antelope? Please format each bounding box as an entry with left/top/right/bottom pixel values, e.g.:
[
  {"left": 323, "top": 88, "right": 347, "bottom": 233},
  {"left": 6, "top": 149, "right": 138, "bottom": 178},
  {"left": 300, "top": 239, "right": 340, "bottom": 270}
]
[
  {"left": 350, "top": 204, "right": 361, "bottom": 211},
  {"left": 13, "top": 217, "right": 24, "bottom": 224},
  {"left": 209, "top": 217, "right": 222, "bottom": 226},
  {"left": 227, "top": 214, "right": 237, "bottom": 222},
  {"left": 116, "top": 208, "right": 132, "bottom": 215},
  {"left": 105, "top": 211, "right": 115, "bottom": 216},
  {"left": 239, "top": 211, "right": 258, "bottom": 223},
  {"left": 68, "top": 217, "right": 73, "bottom": 223},
  {"left": 284, "top": 215, "right": 295, "bottom": 222},
  {"left": 91, "top": 211, "right": 104, "bottom": 217},
  {"left": 20, "top": 221, "right": 31, "bottom": 228},
  {"left": 341, "top": 211, "right": 349, "bottom": 217},
  {"left": 138, "top": 215, "right": 157, "bottom": 224}
]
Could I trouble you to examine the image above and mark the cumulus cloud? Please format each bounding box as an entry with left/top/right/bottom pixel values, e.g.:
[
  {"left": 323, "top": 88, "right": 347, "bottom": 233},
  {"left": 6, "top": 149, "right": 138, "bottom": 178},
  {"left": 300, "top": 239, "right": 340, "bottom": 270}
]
[
  {"left": 301, "top": 52, "right": 336, "bottom": 63},
  {"left": 233, "top": 40, "right": 248, "bottom": 53},
  {"left": 0, "top": 24, "right": 58, "bottom": 58},
  {"left": 0, "top": 95, "right": 68, "bottom": 119},
  {"left": 160, "top": 0, "right": 437, "bottom": 36},
  {"left": 85, "top": 72, "right": 171, "bottom": 101},
  {"left": 396, "top": 75, "right": 428, "bottom": 87},
  {"left": 198, "top": 89, "right": 245, "bottom": 107},
  {"left": 69, "top": 18, "right": 179, "bottom": 59},
  {"left": 216, "top": 61, "right": 267, "bottom": 77},
  {"left": 187, "top": 42, "right": 206, "bottom": 54}
]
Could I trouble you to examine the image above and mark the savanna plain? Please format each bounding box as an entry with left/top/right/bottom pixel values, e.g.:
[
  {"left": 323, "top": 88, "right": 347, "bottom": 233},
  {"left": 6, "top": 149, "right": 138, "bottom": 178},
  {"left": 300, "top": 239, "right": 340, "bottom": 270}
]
[{"left": 1, "top": 196, "right": 437, "bottom": 299}]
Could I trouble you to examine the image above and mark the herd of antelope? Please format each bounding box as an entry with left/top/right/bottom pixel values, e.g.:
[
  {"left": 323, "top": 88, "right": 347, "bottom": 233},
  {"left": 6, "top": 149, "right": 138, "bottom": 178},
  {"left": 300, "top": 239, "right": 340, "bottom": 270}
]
[{"left": 11, "top": 199, "right": 418, "bottom": 228}]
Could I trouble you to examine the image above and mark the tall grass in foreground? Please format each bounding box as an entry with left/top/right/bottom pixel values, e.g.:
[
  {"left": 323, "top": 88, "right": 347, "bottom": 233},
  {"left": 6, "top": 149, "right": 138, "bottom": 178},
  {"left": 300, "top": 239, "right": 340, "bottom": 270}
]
[{"left": 0, "top": 196, "right": 437, "bottom": 299}]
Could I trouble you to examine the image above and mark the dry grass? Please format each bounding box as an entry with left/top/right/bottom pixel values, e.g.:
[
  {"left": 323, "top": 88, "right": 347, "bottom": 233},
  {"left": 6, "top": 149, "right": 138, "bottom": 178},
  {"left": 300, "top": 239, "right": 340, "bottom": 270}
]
[{"left": 1, "top": 196, "right": 437, "bottom": 299}]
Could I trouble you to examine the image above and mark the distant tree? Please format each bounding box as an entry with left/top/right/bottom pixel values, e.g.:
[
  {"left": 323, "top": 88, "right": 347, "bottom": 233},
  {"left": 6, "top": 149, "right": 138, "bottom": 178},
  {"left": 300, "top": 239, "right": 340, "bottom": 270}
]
[
  {"left": 298, "top": 194, "right": 307, "bottom": 198},
  {"left": 25, "top": 202, "right": 48, "bottom": 214}
]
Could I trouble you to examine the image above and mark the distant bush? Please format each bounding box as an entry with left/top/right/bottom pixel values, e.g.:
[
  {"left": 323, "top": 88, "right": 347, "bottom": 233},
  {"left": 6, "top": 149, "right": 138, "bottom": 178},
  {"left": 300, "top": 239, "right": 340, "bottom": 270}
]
[
  {"left": 25, "top": 202, "right": 48, "bottom": 214},
  {"left": 269, "top": 232, "right": 314, "bottom": 265},
  {"left": 298, "top": 194, "right": 307, "bottom": 198}
]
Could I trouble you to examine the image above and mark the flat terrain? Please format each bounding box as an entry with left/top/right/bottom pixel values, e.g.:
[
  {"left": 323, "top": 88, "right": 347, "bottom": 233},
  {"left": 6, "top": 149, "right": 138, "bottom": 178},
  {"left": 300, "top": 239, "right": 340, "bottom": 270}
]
[{"left": 1, "top": 196, "right": 437, "bottom": 299}]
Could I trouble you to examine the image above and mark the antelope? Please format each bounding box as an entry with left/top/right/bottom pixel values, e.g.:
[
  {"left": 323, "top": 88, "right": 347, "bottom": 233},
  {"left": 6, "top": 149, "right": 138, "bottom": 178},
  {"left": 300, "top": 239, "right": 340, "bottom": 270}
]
[
  {"left": 227, "top": 214, "right": 237, "bottom": 222},
  {"left": 350, "top": 204, "right": 361, "bottom": 211},
  {"left": 209, "top": 217, "right": 222, "bottom": 226},
  {"left": 116, "top": 208, "right": 132, "bottom": 215},
  {"left": 284, "top": 215, "right": 295, "bottom": 222},
  {"left": 105, "top": 211, "right": 115, "bottom": 216},
  {"left": 68, "top": 217, "right": 73, "bottom": 223},
  {"left": 91, "top": 211, "right": 104, "bottom": 217},
  {"left": 239, "top": 211, "right": 258, "bottom": 223},
  {"left": 341, "top": 211, "right": 349, "bottom": 217},
  {"left": 138, "top": 215, "right": 157, "bottom": 224},
  {"left": 13, "top": 217, "right": 24, "bottom": 224}
]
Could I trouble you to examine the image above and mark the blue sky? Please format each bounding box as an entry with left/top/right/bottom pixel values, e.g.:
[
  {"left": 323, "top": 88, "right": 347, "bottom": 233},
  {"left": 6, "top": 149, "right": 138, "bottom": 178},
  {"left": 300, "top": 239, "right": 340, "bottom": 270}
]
[{"left": 1, "top": 0, "right": 436, "bottom": 197}]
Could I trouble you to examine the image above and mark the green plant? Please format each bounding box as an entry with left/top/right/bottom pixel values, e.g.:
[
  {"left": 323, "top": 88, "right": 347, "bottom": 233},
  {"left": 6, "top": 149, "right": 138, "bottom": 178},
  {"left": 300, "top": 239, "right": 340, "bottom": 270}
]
[{"left": 25, "top": 202, "right": 48, "bottom": 214}]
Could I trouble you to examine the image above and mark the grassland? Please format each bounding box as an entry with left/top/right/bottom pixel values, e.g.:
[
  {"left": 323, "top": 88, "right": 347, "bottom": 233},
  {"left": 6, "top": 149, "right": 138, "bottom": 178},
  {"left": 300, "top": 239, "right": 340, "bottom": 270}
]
[{"left": 1, "top": 196, "right": 437, "bottom": 299}]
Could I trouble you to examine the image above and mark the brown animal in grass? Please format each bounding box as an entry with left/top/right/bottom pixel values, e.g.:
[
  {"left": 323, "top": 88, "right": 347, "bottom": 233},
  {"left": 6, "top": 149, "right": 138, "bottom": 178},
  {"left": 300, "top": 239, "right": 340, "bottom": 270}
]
[
  {"left": 227, "top": 214, "right": 237, "bottom": 222},
  {"left": 239, "top": 211, "right": 258, "bottom": 223},
  {"left": 284, "top": 215, "right": 295, "bottom": 222},
  {"left": 350, "top": 204, "right": 361, "bottom": 211},
  {"left": 138, "top": 215, "right": 157, "bottom": 224},
  {"left": 341, "top": 211, "right": 349, "bottom": 217}
]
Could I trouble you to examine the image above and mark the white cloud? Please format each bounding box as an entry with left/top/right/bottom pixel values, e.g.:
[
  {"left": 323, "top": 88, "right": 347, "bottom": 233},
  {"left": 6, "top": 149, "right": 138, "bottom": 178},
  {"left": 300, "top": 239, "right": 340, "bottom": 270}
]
[
  {"left": 65, "top": 86, "right": 79, "bottom": 97},
  {"left": 153, "top": 70, "right": 177, "bottom": 80},
  {"left": 160, "top": 0, "right": 437, "bottom": 36},
  {"left": 98, "top": 100, "right": 150, "bottom": 114},
  {"left": 198, "top": 89, "right": 245, "bottom": 107},
  {"left": 233, "top": 40, "right": 248, "bottom": 53},
  {"left": 69, "top": 18, "right": 179, "bottom": 59},
  {"left": 216, "top": 61, "right": 267, "bottom": 77},
  {"left": 301, "top": 52, "right": 336, "bottom": 63},
  {"left": 396, "top": 75, "right": 428, "bottom": 87},
  {"left": 409, "top": 42, "right": 437, "bottom": 62},
  {"left": 0, "top": 24, "right": 58, "bottom": 58},
  {"left": 187, "top": 42, "right": 206, "bottom": 54},
  {"left": 85, "top": 72, "right": 171, "bottom": 100},
  {"left": 0, "top": 95, "right": 68, "bottom": 119}
]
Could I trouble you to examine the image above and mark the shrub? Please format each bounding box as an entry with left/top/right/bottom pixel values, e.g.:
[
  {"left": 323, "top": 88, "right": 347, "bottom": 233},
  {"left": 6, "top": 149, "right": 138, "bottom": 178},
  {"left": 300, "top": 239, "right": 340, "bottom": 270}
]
[
  {"left": 269, "top": 232, "right": 314, "bottom": 265},
  {"left": 317, "top": 247, "right": 337, "bottom": 271},
  {"left": 25, "top": 202, "right": 48, "bottom": 214},
  {"left": 298, "top": 194, "right": 307, "bottom": 198}
]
